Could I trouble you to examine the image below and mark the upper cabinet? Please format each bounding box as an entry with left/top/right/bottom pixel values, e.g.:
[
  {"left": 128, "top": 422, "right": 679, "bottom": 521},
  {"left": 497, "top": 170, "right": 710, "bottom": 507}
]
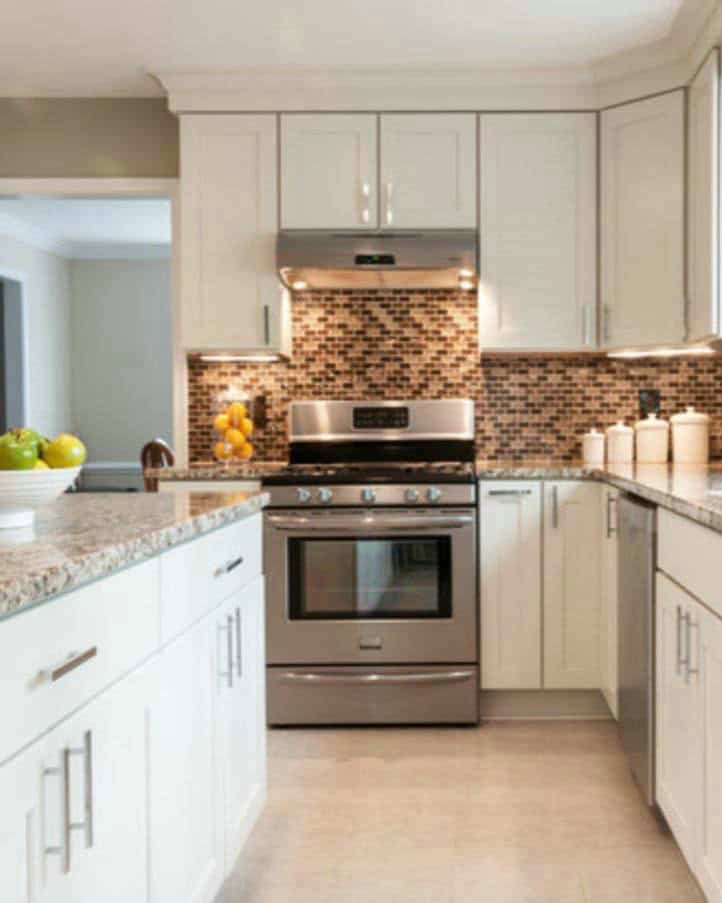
[
  {"left": 601, "top": 91, "right": 686, "bottom": 349},
  {"left": 688, "top": 49, "right": 720, "bottom": 343},
  {"left": 280, "top": 112, "right": 476, "bottom": 230},
  {"left": 478, "top": 113, "right": 597, "bottom": 351},
  {"left": 281, "top": 114, "right": 378, "bottom": 229},
  {"left": 379, "top": 114, "right": 476, "bottom": 228},
  {"left": 180, "top": 114, "right": 290, "bottom": 354}
]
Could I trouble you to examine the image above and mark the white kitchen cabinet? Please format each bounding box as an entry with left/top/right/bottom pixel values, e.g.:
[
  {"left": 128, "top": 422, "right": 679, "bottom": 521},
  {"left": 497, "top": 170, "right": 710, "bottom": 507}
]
[
  {"left": 655, "top": 573, "right": 703, "bottom": 872},
  {"left": 479, "top": 481, "right": 542, "bottom": 689},
  {"left": 699, "top": 603, "right": 722, "bottom": 902},
  {"left": 0, "top": 741, "right": 40, "bottom": 903},
  {"left": 180, "top": 114, "right": 288, "bottom": 354},
  {"left": 150, "top": 610, "right": 225, "bottom": 903},
  {"left": 478, "top": 113, "right": 597, "bottom": 351},
  {"left": 218, "top": 578, "right": 267, "bottom": 873},
  {"left": 599, "top": 486, "right": 619, "bottom": 718},
  {"left": 688, "top": 49, "right": 720, "bottom": 343},
  {"left": 543, "top": 481, "right": 601, "bottom": 689},
  {"left": 379, "top": 114, "right": 476, "bottom": 228},
  {"left": 601, "top": 91, "right": 686, "bottom": 349},
  {"left": 281, "top": 114, "right": 378, "bottom": 229}
]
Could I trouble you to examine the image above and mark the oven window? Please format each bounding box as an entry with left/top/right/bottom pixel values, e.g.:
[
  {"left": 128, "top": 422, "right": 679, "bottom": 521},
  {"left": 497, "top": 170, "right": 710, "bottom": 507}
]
[{"left": 288, "top": 536, "right": 452, "bottom": 620}]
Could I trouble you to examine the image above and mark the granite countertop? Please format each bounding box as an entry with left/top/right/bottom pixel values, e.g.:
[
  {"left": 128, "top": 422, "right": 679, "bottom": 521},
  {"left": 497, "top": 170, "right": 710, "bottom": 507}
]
[
  {"left": 0, "top": 489, "right": 269, "bottom": 622},
  {"left": 147, "top": 461, "right": 285, "bottom": 481}
]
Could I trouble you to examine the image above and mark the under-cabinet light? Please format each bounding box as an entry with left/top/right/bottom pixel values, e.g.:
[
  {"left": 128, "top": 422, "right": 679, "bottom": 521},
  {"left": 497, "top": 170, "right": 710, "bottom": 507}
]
[
  {"left": 607, "top": 346, "right": 715, "bottom": 360},
  {"left": 199, "top": 353, "right": 282, "bottom": 363}
]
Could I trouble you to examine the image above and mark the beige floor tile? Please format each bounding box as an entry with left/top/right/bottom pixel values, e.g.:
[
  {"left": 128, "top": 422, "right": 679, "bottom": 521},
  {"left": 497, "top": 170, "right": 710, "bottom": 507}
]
[{"left": 230, "top": 722, "right": 702, "bottom": 903}]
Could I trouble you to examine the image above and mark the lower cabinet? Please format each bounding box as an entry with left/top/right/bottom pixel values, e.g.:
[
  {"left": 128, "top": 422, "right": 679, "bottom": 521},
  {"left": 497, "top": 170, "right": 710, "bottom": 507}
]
[
  {"left": 0, "top": 662, "right": 154, "bottom": 903},
  {"left": 657, "top": 571, "right": 722, "bottom": 902},
  {"left": 543, "top": 481, "right": 602, "bottom": 689},
  {"left": 479, "top": 481, "right": 542, "bottom": 688}
]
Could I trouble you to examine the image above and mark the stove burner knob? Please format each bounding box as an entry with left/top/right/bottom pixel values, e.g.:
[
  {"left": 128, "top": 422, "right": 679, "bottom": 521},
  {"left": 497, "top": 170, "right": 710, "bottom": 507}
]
[
  {"left": 427, "top": 486, "right": 442, "bottom": 503},
  {"left": 405, "top": 488, "right": 420, "bottom": 503},
  {"left": 317, "top": 488, "right": 333, "bottom": 504},
  {"left": 296, "top": 488, "right": 312, "bottom": 503},
  {"left": 361, "top": 487, "right": 376, "bottom": 504}
]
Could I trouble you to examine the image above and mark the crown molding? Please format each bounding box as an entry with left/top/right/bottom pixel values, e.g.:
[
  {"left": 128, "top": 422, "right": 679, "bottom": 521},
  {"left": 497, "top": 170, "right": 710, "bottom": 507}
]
[{"left": 157, "top": 0, "right": 722, "bottom": 113}]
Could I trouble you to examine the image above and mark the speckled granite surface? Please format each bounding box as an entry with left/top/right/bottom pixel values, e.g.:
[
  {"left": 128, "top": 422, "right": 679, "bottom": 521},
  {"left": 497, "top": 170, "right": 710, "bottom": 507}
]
[
  {"left": 148, "top": 461, "right": 283, "bottom": 481},
  {"left": 476, "top": 459, "right": 596, "bottom": 479},
  {"left": 0, "top": 490, "right": 268, "bottom": 621}
]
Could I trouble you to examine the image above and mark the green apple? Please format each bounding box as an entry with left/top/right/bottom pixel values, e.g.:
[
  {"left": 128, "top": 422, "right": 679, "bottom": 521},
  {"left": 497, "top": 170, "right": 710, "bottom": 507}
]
[
  {"left": 8, "top": 427, "right": 45, "bottom": 454},
  {"left": 42, "top": 433, "right": 87, "bottom": 469},
  {"left": 0, "top": 434, "right": 38, "bottom": 470}
]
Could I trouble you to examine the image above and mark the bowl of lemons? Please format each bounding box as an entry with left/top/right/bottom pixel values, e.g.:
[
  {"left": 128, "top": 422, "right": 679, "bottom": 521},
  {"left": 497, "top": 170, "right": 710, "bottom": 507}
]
[
  {"left": 212, "top": 402, "right": 255, "bottom": 463},
  {"left": 0, "top": 428, "right": 86, "bottom": 528}
]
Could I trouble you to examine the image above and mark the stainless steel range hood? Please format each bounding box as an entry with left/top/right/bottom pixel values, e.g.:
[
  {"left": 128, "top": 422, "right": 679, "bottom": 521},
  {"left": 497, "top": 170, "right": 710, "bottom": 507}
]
[{"left": 277, "top": 230, "right": 478, "bottom": 291}]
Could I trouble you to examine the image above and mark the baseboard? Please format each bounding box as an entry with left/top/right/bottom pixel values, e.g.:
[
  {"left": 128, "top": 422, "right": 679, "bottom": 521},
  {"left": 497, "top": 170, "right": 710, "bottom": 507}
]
[{"left": 480, "top": 689, "right": 614, "bottom": 720}]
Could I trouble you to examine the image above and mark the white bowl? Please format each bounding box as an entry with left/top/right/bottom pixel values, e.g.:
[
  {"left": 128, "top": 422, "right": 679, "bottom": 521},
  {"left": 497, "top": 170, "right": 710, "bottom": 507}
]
[{"left": 0, "top": 466, "right": 81, "bottom": 528}]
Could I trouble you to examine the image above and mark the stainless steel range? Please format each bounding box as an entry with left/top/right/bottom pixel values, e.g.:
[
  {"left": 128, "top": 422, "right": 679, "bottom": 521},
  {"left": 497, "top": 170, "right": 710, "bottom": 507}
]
[{"left": 263, "top": 399, "right": 479, "bottom": 726}]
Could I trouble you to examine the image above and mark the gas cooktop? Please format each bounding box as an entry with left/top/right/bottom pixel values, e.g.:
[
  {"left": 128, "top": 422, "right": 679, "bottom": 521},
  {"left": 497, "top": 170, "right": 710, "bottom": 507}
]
[{"left": 262, "top": 461, "right": 476, "bottom": 487}]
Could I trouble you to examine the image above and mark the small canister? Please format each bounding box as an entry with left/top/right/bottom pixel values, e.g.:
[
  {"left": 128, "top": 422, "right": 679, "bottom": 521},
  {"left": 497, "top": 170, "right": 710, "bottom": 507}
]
[
  {"left": 671, "top": 406, "right": 710, "bottom": 464},
  {"left": 634, "top": 413, "right": 669, "bottom": 464},
  {"left": 606, "top": 421, "right": 634, "bottom": 463},
  {"left": 582, "top": 429, "right": 605, "bottom": 467}
]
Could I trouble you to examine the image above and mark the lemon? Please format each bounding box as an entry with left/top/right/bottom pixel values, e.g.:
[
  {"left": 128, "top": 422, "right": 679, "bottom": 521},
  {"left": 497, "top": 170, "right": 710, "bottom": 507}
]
[
  {"left": 42, "top": 434, "right": 87, "bottom": 468},
  {"left": 224, "top": 427, "right": 246, "bottom": 450},
  {"left": 240, "top": 417, "right": 254, "bottom": 438},
  {"left": 213, "top": 413, "right": 230, "bottom": 434},
  {"left": 34, "top": 459, "right": 49, "bottom": 470},
  {"left": 214, "top": 441, "right": 232, "bottom": 461},
  {"left": 237, "top": 441, "right": 253, "bottom": 460},
  {"left": 227, "top": 402, "right": 247, "bottom": 427}
]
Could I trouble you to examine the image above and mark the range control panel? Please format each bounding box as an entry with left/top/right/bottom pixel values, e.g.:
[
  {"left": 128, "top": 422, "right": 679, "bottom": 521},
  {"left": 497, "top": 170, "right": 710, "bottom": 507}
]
[{"left": 352, "top": 406, "right": 409, "bottom": 430}]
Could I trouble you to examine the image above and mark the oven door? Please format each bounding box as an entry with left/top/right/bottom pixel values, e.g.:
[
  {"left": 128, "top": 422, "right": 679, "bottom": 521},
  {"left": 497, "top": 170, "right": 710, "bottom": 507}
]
[{"left": 264, "top": 508, "right": 477, "bottom": 665}]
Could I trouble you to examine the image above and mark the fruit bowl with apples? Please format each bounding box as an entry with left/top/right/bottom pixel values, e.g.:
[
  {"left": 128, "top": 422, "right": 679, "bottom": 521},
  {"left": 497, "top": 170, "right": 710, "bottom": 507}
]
[{"left": 0, "top": 429, "right": 86, "bottom": 528}]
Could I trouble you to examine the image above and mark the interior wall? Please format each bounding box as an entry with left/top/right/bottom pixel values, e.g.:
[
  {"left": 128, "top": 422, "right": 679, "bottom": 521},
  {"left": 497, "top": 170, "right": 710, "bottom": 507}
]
[
  {"left": 0, "top": 234, "right": 73, "bottom": 437},
  {"left": 70, "top": 259, "right": 172, "bottom": 464},
  {"left": 0, "top": 99, "right": 178, "bottom": 178}
]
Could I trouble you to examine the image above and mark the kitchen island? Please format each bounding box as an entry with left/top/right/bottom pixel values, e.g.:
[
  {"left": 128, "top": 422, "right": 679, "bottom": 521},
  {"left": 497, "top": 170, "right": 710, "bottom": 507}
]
[{"left": 0, "top": 488, "right": 268, "bottom": 903}]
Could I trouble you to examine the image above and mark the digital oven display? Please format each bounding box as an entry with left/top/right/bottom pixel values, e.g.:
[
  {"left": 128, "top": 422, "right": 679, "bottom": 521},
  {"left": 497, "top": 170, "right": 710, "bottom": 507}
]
[{"left": 352, "top": 407, "right": 409, "bottom": 429}]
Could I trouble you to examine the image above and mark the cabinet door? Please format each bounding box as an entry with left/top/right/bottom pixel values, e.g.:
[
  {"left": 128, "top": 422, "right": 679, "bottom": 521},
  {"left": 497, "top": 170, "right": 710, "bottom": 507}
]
[
  {"left": 479, "top": 114, "right": 597, "bottom": 350},
  {"left": 655, "top": 574, "right": 702, "bottom": 869},
  {"left": 180, "top": 114, "right": 279, "bottom": 351},
  {"left": 601, "top": 91, "right": 686, "bottom": 348},
  {"left": 150, "top": 613, "right": 224, "bottom": 903},
  {"left": 281, "top": 114, "right": 377, "bottom": 229},
  {"left": 688, "top": 49, "right": 720, "bottom": 343},
  {"left": 543, "top": 482, "right": 601, "bottom": 688},
  {"left": 600, "top": 487, "right": 619, "bottom": 718},
  {"left": 379, "top": 114, "right": 476, "bottom": 228},
  {"left": 0, "top": 746, "right": 41, "bottom": 903},
  {"left": 479, "top": 481, "right": 542, "bottom": 689},
  {"left": 699, "top": 606, "right": 722, "bottom": 901},
  {"left": 35, "top": 663, "right": 153, "bottom": 903},
  {"left": 218, "top": 577, "right": 267, "bottom": 874}
]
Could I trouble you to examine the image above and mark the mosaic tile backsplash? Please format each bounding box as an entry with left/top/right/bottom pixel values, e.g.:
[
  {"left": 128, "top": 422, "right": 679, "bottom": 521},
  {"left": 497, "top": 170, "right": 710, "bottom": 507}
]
[{"left": 187, "top": 290, "right": 722, "bottom": 463}]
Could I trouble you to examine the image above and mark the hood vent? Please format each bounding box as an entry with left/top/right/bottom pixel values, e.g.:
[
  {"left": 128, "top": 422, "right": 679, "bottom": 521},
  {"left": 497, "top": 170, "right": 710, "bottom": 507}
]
[{"left": 277, "top": 230, "right": 478, "bottom": 291}]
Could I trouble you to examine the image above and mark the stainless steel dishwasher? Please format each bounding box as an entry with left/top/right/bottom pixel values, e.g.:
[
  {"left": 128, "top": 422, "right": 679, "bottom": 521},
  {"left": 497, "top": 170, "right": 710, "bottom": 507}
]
[{"left": 617, "top": 492, "right": 657, "bottom": 806}]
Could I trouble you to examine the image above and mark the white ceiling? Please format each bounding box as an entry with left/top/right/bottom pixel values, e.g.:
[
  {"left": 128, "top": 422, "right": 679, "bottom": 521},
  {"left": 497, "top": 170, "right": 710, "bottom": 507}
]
[
  {"left": 0, "top": 198, "right": 172, "bottom": 259},
  {"left": 0, "top": 0, "right": 697, "bottom": 97}
]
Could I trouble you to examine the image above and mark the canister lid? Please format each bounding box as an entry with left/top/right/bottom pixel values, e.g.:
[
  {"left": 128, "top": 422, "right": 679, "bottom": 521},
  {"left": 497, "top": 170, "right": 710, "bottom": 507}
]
[
  {"left": 607, "top": 420, "right": 633, "bottom": 435},
  {"left": 670, "top": 406, "right": 709, "bottom": 424},
  {"left": 635, "top": 413, "right": 669, "bottom": 432},
  {"left": 584, "top": 428, "right": 603, "bottom": 438}
]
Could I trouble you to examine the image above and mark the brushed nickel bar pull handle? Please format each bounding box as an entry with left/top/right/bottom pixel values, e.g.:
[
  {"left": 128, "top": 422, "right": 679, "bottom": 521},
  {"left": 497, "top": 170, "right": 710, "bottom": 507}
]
[
  {"left": 360, "top": 181, "right": 371, "bottom": 224},
  {"left": 218, "top": 617, "right": 234, "bottom": 688},
  {"left": 280, "top": 670, "right": 474, "bottom": 686},
  {"left": 487, "top": 489, "right": 533, "bottom": 497},
  {"left": 213, "top": 555, "right": 244, "bottom": 578},
  {"left": 51, "top": 647, "right": 97, "bottom": 682},
  {"left": 65, "top": 731, "right": 94, "bottom": 857},
  {"left": 685, "top": 614, "right": 700, "bottom": 682},
  {"left": 43, "top": 753, "right": 68, "bottom": 873},
  {"left": 263, "top": 304, "right": 270, "bottom": 346},
  {"left": 385, "top": 181, "right": 393, "bottom": 225},
  {"left": 606, "top": 494, "right": 617, "bottom": 538},
  {"left": 603, "top": 304, "right": 612, "bottom": 344},
  {"left": 676, "top": 605, "right": 683, "bottom": 674},
  {"left": 551, "top": 486, "right": 559, "bottom": 529},
  {"left": 235, "top": 607, "right": 242, "bottom": 678}
]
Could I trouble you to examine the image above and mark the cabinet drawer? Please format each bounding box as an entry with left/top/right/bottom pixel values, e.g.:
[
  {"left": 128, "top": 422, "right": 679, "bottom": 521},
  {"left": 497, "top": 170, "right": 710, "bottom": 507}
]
[
  {"left": 0, "top": 559, "right": 160, "bottom": 765},
  {"left": 658, "top": 508, "right": 722, "bottom": 618},
  {"left": 160, "top": 514, "right": 262, "bottom": 642}
]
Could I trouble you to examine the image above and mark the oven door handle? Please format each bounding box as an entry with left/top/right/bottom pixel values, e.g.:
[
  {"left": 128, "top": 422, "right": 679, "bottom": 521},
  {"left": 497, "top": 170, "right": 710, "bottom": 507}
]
[
  {"left": 279, "top": 670, "right": 475, "bottom": 686},
  {"left": 267, "top": 514, "right": 474, "bottom": 532}
]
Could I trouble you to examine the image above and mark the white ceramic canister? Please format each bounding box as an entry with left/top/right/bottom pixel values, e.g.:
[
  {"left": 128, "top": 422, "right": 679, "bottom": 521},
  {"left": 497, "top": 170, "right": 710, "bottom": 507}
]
[
  {"left": 606, "top": 421, "right": 634, "bottom": 464},
  {"left": 670, "top": 406, "right": 710, "bottom": 464},
  {"left": 582, "top": 429, "right": 605, "bottom": 467},
  {"left": 634, "top": 413, "right": 669, "bottom": 464}
]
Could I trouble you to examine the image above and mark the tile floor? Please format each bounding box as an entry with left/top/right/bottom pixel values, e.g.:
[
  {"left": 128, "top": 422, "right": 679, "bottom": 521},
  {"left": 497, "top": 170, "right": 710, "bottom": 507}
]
[{"left": 228, "top": 721, "right": 703, "bottom": 902}]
